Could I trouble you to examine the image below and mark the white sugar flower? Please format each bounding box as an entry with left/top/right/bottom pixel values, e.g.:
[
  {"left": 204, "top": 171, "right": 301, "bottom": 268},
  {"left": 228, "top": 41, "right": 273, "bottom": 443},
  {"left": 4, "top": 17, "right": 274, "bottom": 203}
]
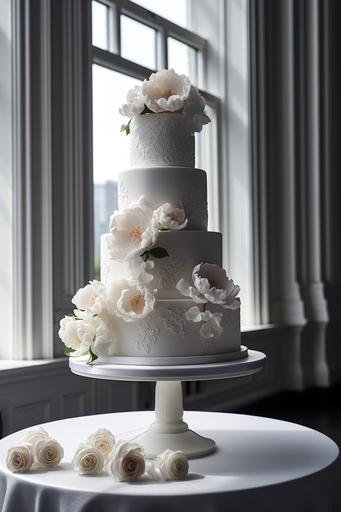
[
  {"left": 119, "top": 85, "right": 145, "bottom": 117},
  {"left": 22, "top": 427, "right": 49, "bottom": 446},
  {"left": 73, "top": 443, "right": 104, "bottom": 474},
  {"left": 34, "top": 438, "right": 64, "bottom": 468},
  {"left": 177, "top": 263, "right": 240, "bottom": 309},
  {"left": 72, "top": 280, "right": 105, "bottom": 316},
  {"left": 154, "top": 203, "right": 188, "bottom": 231},
  {"left": 127, "top": 256, "right": 155, "bottom": 285},
  {"left": 6, "top": 444, "right": 34, "bottom": 473},
  {"left": 185, "top": 306, "right": 224, "bottom": 339},
  {"left": 58, "top": 316, "right": 96, "bottom": 355},
  {"left": 91, "top": 315, "right": 117, "bottom": 358},
  {"left": 109, "top": 196, "right": 159, "bottom": 261},
  {"left": 107, "top": 279, "right": 155, "bottom": 322},
  {"left": 86, "top": 428, "right": 115, "bottom": 459},
  {"left": 109, "top": 440, "right": 145, "bottom": 482},
  {"left": 142, "top": 69, "right": 191, "bottom": 113},
  {"left": 183, "top": 86, "right": 211, "bottom": 135},
  {"left": 156, "top": 450, "right": 189, "bottom": 481}
]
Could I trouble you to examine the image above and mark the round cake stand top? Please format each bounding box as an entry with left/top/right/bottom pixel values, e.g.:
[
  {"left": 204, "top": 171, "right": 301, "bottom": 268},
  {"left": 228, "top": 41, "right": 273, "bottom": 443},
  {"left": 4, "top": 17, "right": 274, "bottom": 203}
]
[{"left": 69, "top": 350, "right": 266, "bottom": 382}]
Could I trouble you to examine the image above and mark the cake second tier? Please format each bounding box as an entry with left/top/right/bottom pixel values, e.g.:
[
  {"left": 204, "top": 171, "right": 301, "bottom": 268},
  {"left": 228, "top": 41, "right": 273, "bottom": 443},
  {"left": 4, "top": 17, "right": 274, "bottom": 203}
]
[{"left": 119, "top": 166, "right": 208, "bottom": 230}]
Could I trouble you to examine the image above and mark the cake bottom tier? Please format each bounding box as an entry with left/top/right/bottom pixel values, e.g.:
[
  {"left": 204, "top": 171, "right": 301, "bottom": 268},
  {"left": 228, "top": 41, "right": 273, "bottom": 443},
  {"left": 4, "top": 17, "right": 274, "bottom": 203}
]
[{"left": 99, "top": 300, "right": 241, "bottom": 365}]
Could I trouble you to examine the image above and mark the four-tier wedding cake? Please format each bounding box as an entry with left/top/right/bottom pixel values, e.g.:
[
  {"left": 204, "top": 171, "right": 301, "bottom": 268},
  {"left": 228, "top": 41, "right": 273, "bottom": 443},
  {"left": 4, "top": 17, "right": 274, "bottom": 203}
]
[{"left": 59, "top": 69, "right": 244, "bottom": 365}]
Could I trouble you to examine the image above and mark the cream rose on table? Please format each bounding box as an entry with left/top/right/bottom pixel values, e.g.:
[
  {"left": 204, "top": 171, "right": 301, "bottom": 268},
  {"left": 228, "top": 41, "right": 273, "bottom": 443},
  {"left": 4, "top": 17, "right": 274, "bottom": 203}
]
[
  {"left": 22, "top": 427, "right": 49, "bottom": 446},
  {"left": 156, "top": 449, "right": 189, "bottom": 481},
  {"left": 108, "top": 196, "right": 159, "bottom": 261},
  {"left": 34, "top": 438, "right": 64, "bottom": 468},
  {"left": 109, "top": 440, "right": 145, "bottom": 482},
  {"left": 154, "top": 203, "right": 188, "bottom": 231},
  {"left": 86, "top": 428, "right": 115, "bottom": 460},
  {"left": 73, "top": 443, "right": 104, "bottom": 475},
  {"left": 177, "top": 263, "right": 240, "bottom": 309},
  {"left": 107, "top": 279, "right": 156, "bottom": 322},
  {"left": 142, "top": 69, "right": 191, "bottom": 113},
  {"left": 6, "top": 444, "right": 34, "bottom": 473}
]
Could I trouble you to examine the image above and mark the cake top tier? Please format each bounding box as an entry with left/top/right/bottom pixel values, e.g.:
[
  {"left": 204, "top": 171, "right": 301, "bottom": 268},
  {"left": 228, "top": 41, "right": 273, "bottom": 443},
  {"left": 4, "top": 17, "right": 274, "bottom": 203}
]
[{"left": 119, "top": 69, "right": 211, "bottom": 167}]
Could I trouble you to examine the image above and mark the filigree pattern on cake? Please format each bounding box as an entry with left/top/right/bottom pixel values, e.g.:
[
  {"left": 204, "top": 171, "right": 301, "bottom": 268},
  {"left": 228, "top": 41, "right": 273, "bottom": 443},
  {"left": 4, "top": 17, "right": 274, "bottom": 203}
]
[
  {"left": 119, "top": 181, "right": 128, "bottom": 203},
  {"left": 158, "top": 257, "right": 186, "bottom": 289},
  {"left": 159, "top": 308, "right": 187, "bottom": 335},
  {"left": 136, "top": 319, "right": 160, "bottom": 353}
]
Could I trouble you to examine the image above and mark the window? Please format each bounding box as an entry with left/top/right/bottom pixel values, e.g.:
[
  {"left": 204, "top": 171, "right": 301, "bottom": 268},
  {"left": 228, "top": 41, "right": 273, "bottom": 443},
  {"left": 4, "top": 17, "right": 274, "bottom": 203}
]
[{"left": 91, "top": 0, "right": 219, "bottom": 278}]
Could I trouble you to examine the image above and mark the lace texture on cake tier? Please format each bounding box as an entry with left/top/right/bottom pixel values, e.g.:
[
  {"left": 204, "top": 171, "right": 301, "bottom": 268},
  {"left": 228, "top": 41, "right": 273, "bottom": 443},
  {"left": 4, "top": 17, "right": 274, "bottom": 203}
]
[
  {"left": 131, "top": 118, "right": 194, "bottom": 167},
  {"left": 136, "top": 319, "right": 160, "bottom": 353},
  {"left": 159, "top": 308, "right": 187, "bottom": 336},
  {"left": 119, "top": 180, "right": 129, "bottom": 203},
  {"left": 158, "top": 257, "right": 187, "bottom": 289}
]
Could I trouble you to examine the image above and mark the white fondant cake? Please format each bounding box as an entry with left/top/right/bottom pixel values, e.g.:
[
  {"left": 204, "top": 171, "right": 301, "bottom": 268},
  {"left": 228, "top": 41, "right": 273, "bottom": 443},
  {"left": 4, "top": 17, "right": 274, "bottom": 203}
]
[{"left": 59, "top": 69, "right": 242, "bottom": 365}]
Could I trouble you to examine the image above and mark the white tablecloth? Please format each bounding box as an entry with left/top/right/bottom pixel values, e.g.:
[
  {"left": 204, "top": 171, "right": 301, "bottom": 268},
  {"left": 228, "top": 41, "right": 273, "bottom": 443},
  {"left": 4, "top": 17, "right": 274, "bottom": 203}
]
[{"left": 0, "top": 411, "right": 339, "bottom": 512}]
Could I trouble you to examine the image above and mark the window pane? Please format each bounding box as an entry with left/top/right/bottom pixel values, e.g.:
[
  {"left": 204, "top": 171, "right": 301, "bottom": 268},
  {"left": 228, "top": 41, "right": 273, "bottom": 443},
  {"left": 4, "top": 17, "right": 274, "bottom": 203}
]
[
  {"left": 92, "top": 65, "right": 140, "bottom": 277},
  {"left": 92, "top": 1, "right": 108, "bottom": 50},
  {"left": 132, "top": 0, "right": 188, "bottom": 28},
  {"left": 168, "top": 37, "right": 197, "bottom": 81},
  {"left": 121, "top": 16, "right": 156, "bottom": 69}
]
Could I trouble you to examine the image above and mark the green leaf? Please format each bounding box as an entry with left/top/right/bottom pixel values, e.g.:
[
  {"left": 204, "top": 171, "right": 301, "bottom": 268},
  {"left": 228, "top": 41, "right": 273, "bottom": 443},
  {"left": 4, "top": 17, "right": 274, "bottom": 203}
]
[
  {"left": 64, "top": 347, "right": 76, "bottom": 357},
  {"left": 87, "top": 347, "right": 98, "bottom": 364},
  {"left": 148, "top": 246, "right": 170, "bottom": 259}
]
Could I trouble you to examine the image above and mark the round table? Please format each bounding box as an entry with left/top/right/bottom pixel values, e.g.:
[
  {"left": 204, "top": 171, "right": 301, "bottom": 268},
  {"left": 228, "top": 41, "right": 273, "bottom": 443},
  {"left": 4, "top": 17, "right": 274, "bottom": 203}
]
[{"left": 0, "top": 411, "right": 338, "bottom": 512}]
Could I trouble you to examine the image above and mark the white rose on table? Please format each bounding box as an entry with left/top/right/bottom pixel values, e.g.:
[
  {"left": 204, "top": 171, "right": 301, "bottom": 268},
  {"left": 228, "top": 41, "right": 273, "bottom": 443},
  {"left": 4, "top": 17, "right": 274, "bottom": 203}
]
[
  {"left": 34, "top": 438, "right": 64, "bottom": 468},
  {"left": 109, "top": 440, "right": 145, "bottom": 482},
  {"left": 107, "top": 279, "right": 156, "bottom": 322},
  {"left": 22, "top": 427, "right": 49, "bottom": 446},
  {"left": 177, "top": 263, "right": 240, "bottom": 309},
  {"left": 156, "top": 449, "right": 189, "bottom": 480},
  {"left": 58, "top": 316, "right": 96, "bottom": 355},
  {"left": 186, "top": 306, "right": 224, "bottom": 339},
  {"left": 86, "top": 428, "right": 115, "bottom": 460},
  {"left": 73, "top": 443, "right": 104, "bottom": 475},
  {"left": 153, "top": 203, "right": 188, "bottom": 231},
  {"left": 72, "top": 280, "right": 105, "bottom": 316},
  {"left": 6, "top": 444, "right": 34, "bottom": 473},
  {"left": 142, "top": 69, "right": 191, "bottom": 113},
  {"left": 109, "top": 196, "right": 159, "bottom": 261}
]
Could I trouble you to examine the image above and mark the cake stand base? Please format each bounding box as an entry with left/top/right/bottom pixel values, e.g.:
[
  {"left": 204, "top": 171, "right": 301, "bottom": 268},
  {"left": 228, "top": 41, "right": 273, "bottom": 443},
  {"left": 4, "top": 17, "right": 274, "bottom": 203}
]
[
  {"left": 69, "top": 350, "right": 266, "bottom": 458},
  {"left": 131, "top": 381, "right": 215, "bottom": 458}
]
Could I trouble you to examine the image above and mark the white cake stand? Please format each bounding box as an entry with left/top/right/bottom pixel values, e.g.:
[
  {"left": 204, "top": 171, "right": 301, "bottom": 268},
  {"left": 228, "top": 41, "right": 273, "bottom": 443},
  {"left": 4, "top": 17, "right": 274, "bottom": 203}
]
[{"left": 69, "top": 348, "right": 266, "bottom": 459}]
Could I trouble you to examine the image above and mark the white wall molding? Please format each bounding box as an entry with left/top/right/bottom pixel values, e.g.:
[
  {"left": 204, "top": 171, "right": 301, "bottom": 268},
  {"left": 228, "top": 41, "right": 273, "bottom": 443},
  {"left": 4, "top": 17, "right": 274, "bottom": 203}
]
[{"left": 12, "top": 0, "right": 53, "bottom": 359}]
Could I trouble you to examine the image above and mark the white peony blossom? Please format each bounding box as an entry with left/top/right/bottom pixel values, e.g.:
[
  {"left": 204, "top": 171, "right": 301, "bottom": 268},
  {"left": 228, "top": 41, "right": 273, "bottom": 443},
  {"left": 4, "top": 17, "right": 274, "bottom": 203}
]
[
  {"left": 86, "top": 428, "right": 115, "bottom": 460},
  {"left": 91, "top": 313, "right": 117, "bottom": 358},
  {"left": 73, "top": 443, "right": 104, "bottom": 474},
  {"left": 127, "top": 256, "right": 155, "bottom": 285},
  {"left": 119, "top": 85, "right": 145, "bottom": 117},
  {"left": 109, "top": 196, "right": 159, "bottom": 261},
  {"left": 109, "top": 440, "right": 145, "bottom": 482},
  {"left": 107, "top": 279, "right": 156, "bottom": 322},
  {"left": 58, "top": 316, "right": 96, "bottom": 355},
  {"left": 72, "top": 280, "right": 105, "bottom": 316},
  {"left": 142, "top": 69, "right": 191, "bottom": 113},
  {"left": 22, "top": 427, "right": 49, "bottom": 446},
  {"left": 34, "top": 438, "right": 64, "bottom": 469},
  {"left": 177, "top": 263, "right": 240, "bottom": 309},
  {"left": 153, "top": 203, "right": 188, "bottom": 231},
  {"left": 186, "top": 306, "right": 224, "bottom": 339},
  {"left": 156, "top": 450, "right": 189, "bottom": 481},
  {"left": 6, "top": 444, "right": 34, "bottom": 473},
  {"left": 183, "top": 86, "right": 211, "bottom": 135}
]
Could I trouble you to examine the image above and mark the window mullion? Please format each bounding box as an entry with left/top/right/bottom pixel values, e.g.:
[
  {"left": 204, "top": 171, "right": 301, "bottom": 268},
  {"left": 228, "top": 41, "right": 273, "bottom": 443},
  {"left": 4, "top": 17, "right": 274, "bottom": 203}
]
[
  {"left": 157, "top": 29, "right": 168, "bottom": 70},
  {"left": 108, "top": 3, "right": 121, "bottom": 54}
]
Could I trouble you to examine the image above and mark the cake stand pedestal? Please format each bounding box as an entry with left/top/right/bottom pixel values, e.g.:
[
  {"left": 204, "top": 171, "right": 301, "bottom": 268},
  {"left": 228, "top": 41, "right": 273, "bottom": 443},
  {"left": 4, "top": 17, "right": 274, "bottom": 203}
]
[{"left": 69, "top": 349, "right": 266, "bottom": 458}]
